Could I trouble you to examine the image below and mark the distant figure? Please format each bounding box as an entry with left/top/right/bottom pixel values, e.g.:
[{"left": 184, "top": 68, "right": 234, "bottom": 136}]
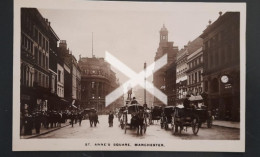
[
  {"left": 183, "top": 95, "right": 191, "bottom": 109},
  {"left": 78, "top": 112, "right": 83, "bottom": 126},
  {"left": 70, "top": 112, "right": 75, "bottom": 127},
  {"left": 127, "top": 84, "right": 132, "bottom": 100},
  {"left": 131, "top": 97, "right": 138, "bottom": 104},
  {"left": 108, "top": 111, "right": 114, "bottom": 127}
]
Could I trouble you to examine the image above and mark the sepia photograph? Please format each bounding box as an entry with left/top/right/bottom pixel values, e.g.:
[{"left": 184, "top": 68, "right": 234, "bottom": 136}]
[{"left": 13, "top": 0, "right": 246, "bottom": 151}]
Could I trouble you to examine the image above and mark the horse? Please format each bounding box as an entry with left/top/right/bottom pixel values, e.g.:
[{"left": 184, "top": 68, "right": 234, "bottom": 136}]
[
  {"left": 89, "top": 112, "right": 98, "bottom": 127},
  {"left": 131, "top": 110, "right": 146, "bottom": 135}
]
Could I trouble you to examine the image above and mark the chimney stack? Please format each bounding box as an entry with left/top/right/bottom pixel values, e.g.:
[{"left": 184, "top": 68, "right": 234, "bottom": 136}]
[{"left": 59, "top": 40, "right": 67, "bottom": 50}]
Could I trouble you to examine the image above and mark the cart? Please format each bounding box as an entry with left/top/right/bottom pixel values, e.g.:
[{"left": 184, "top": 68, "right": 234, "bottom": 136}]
[
  {"left": 172, "top": 105, "right": 200, "bottom": 135},
  {"left": 160, "top": 106, "right": 175, "bottom": 130},
  {"left": 123, "top": 104, "right": 147, "bottom": 135}
]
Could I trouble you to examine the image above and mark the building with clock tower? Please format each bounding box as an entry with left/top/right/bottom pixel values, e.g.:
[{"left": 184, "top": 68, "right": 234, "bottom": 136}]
[{"left": 153, "top": 24, "right": 178, "bottom": 106}]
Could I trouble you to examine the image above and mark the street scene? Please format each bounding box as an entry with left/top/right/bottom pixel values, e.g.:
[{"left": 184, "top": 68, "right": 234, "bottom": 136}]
[
  {"left": 20, "top": 6, "right": 240, "bottom": 141},
  {"left": 35, "top": 116, "right": 239, "bottom": 140}
]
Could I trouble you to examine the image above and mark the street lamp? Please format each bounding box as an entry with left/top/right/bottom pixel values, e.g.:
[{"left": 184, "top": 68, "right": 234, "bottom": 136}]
[{"left": 98, "top": 96, "right": 100, "bottom": 113}]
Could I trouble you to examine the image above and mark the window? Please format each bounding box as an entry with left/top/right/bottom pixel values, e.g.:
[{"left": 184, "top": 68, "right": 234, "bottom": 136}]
[
  {"left": 35, "top": 70, "right": 38, "bottom": 84},
  {"left": 46, "top": 76, "right": 48, "bottom": 88},
  {"left": 43, "top": 53, "right": 45, "bottom": 68},
  {"left": 39, "top": 51, "right": 42, "bottom": 66},
  {"left": 198, "top": 71, "right": 201, "bottom": 82},
  {"left": 42, "top": 75, "right": 45, "bottom": 87},
  {"left": 34, "top": 47, "right": 38, "bottom": 63},
  {"left": 39, "top": 33, "right": 42, "bottom": 46},
  {"left": 39, "top": 73, "right": 42, "bottom": 86},
  {"left": 46, "top": 41, "right": 49, "bottom": 51},
  {"left": 195, "top": 72, "right": 197, "bottom": 83},
  {"left": 43, "top": 38, "right": 46, "bottom": 50},
  {"left": 58, "top": 70, "right": 61, "bottom": 82},
  {"left": 46, "top": 56, "right": 48, "bottom": 69}
]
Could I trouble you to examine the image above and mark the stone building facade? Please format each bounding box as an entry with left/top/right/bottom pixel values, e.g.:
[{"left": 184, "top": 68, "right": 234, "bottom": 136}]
[
  {"left": 78, "top": 57, "right": 120, "bottom": 112},
  {"left": 20, "top": 8, "right": 58, "bottom": 113},
  {"left": 186, "top": 39, "right": 204, "bottom": 96},
  {"left": 200, "top": 12, "right": 240, "bottom": 121},
  {"left": 153, "top": 25, "right": 178, "bottom": 106},
  {"left": 176, "top": 37, "right": 203, "bottom": 105}
]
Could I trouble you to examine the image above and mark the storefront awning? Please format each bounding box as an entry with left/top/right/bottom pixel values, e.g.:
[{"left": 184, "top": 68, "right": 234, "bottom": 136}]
[{"left": 189, "top": 95, "right": 203, "bottom": 101}]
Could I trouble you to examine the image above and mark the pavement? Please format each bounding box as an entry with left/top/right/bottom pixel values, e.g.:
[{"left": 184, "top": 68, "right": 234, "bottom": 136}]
[
  {"left": 212, "top": 120, "right": 240, "bottom": 129},
  {"left": 20, "top": 121, "right": 71, "bottom": 139}
]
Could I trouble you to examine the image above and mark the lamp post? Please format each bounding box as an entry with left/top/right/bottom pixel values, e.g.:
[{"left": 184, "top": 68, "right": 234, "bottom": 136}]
[
  {"left": 98, "top": 96, "right": 100, "bottom": 113},
  {"left": 92, "top": 96, "right": 95, "bottom": 109}
]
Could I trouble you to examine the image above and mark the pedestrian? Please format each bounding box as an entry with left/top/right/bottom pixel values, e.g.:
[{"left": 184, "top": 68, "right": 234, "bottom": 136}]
[
  {"left": 34, "top": 112, "right": 41, "bottom": 134},
  {"left": 78, "top": 112, "right": 83, "bottom": 126},
  {"left": 108, "top": 111, "right": 114, "bottom": 127},
  {"left": 70, "top": 112, "right": 75, "bottom": 127},
  {"left": 20, "top": 112, "right": 24, "bottom": 135},
  {"left": 24, "top": 111, "right": 33, "bottom": 135}
]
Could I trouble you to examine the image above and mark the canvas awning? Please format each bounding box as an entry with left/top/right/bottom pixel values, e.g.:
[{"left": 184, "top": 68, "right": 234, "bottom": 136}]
[{"left": 188, "top": 95, "right": 203, "bottom": 101}]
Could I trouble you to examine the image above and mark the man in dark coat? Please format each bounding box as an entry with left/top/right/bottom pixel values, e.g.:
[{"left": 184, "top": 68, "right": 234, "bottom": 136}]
[
  {"left": 70, "top": 112, "right": 75, "bottom": 127},
  {"left": 108, "top": 111, "right": 114, "bottom": 127},
  {"left": 131, "top": 97, "right": 138, "bottom": 104},
  {"left": 34, "top": 112, "right": 41, "bottom": 134},
  {"left": 78, "top": 112, "right": 83, "bottom": 126}
]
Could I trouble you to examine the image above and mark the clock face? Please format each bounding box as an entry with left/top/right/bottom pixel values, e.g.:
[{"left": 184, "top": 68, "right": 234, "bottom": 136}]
[{"left": 221, "top": 75, "right": 229, "bottom": 83}]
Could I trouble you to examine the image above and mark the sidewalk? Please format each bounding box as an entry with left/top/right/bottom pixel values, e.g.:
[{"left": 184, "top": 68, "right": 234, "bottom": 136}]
[
  {"left": 20, "top": 122, "right": 71, "bottom": 139},
  {"left": 212, "top": 120, "right": 240, "bottom": 129}
]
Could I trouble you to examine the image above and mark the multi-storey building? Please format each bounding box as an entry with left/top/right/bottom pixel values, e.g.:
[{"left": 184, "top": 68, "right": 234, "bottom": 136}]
[
  {"left": 200, "top": 12, "right": 240, "bottom": 121},
  {"left": 165, "top": 62, "right": 176, "bottom": 106},
  {"left": 78, "top": 57, "right": 120, "bottom": 112},
  {"left": 153, "top": 24, "right": 178, "bottom": 106},
  {"left": 21, "top": 8, "right": 54, "bottom": 113},
  {"left": 186, "top": 38, "right": 203, "bottom": 96},
  {"left": 57, "top": 40, "right": 82, "bottom": 108},
  {"left": 176, "top": 37, "right": 203, "bottom": 105}
]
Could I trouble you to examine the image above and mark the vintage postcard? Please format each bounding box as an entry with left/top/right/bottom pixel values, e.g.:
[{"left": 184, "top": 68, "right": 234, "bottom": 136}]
[{"left": 13, "top": 0, "right": 246, "bottom": 152}]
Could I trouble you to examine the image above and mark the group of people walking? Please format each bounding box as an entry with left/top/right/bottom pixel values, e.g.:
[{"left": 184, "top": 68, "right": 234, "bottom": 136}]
[
  {"left": 20, "top": 109, "right": 116, "bottom": 136},
  {"left": 20, "top": 110, "right": 70, "bottom": 136}
]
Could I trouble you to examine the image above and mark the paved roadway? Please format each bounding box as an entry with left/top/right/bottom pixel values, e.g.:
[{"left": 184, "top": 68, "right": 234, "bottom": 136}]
[{"left": 36, "top": 115, "right": 239, "bottom": 140}]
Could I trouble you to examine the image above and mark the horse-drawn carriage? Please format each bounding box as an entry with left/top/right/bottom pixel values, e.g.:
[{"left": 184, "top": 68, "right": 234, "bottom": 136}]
[
  {"left": 171, "top": 105, "right": 200, "bottom": 135},
  {"left": 150, "top": 105, "right": 163, "bottom": 124},
  {"left": 160, "top": 106, "right": 175, "bottom": 130},
  {"left": 189, "top": 95, "right": 213, "bottom": 128},
  {"left": 122, "top": 104, "right": 147, "bottom": 135}
]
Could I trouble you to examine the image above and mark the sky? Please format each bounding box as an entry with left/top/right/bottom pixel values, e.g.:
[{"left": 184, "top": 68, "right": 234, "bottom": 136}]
[{"left": 38, "top": 2, "right": 230, "bottom": 84}]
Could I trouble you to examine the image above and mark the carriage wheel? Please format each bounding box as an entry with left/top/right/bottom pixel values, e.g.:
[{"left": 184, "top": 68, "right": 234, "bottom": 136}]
[
  {"left": 207, "top": 116, "right": 213, "bottom": 128},
  {"left": 192, "top": 118, "right": 200, "bottom": 135}
]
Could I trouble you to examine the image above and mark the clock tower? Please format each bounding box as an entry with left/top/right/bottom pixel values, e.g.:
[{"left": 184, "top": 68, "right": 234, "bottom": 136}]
[{"left": 160, "top": 24, "right": 168, "bottom": 43}]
